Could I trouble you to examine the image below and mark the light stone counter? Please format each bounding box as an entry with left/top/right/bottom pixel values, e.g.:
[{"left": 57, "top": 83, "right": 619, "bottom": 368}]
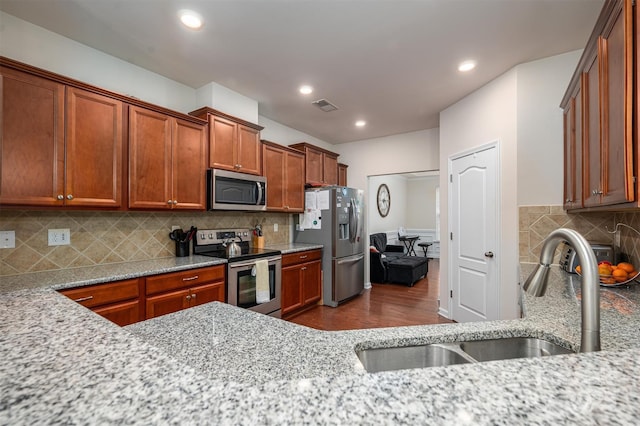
[{"left": 2, "top": 262, "right": 640, "bottom": 424}]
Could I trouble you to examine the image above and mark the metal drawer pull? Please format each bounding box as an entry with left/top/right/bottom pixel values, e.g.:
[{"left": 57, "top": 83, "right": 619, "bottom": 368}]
[
  {"left": 186, "top": 295, "right": 191, "bottom": 300},
  {"left": 299, "top": 255, "right": 308, "bottom": 259},
  {"left": 73, "top": 296, "right": 94, "bottom": 303},
  {"left": 182, "top": 275, "right": 199, "bottom": 281}
]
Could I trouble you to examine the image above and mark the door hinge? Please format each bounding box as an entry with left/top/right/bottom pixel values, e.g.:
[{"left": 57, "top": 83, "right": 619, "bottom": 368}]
[
  {"left": 450, "top": 232, "right": 453, "bottom": 240},
  {"left": 450, "top": 174, "right": 453, "bottom": 183},
  {"left": 450, "top": 290, "right": 453, "bottom": 298}
]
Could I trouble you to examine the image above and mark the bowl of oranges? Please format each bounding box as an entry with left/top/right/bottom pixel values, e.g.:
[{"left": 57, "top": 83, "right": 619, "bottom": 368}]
[{"left": 575, "top": 261, "right": 639, "bottom": 286}]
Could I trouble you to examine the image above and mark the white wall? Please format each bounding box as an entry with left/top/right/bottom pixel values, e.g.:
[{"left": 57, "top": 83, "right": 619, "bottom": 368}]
[
  {"left": 406, "top": 176, "right": 438, "bottom": 229},
  {"left": 440, "top": 69, "right": 519, "bottom": 320},
  {"left": 258, "top": 116, "right": 336, "bottom": 151},
  {"left": 368, "top": 174, "right": 408, "bottom": 234},
  {"left": 196, "top": 82, "right": 259, "bottom": 124},
  {"left": 517, "top": 50, "right": 582, "bottom": 206},
  {"left": 336, "top": 129, "right": 439, "bottom": 193},
  {"left": 0, "top": 11, "right": 196, "bottom": 113}
]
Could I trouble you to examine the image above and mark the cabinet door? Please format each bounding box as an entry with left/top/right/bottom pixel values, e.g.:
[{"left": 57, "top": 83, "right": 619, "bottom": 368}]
[
  {"left": 93, "top": 300, "right": 141, "bottom": 326},
  {"left": 146, "top": 289, "right": 190, "bottom": 319},
  {"left": 281, "top": 265, "right": 303, "bottom": 316},
  {"left": 60, "top": 278, "right": 140, "bottom": 308},
  {"left": 0, "top": 67, "right": 65, "bottom": 206},
  {"left": 583, "top": 50, "right": 601, "bottom": 208},
  {"left": 338, "top": 164, "right": 348, "bottom": 187},
  {"left": 599, "top": 0, "right": 634, "bottom": 206},
  {"left": 66, "top": 87, "right": 123, "bottom": 207},
  {"left": 237, "top": 125, "right": 261, "bottom": 175},
  {"left": 209, "top": 115, "right": 236, "bottom": 171},
  {"left": 172, "top": 118, "right": 207, "bottom": 210},
  {"left": 189, "top": 281, "right": 225, "bottom": 307},
  {"left": 323, "top": 154, "right": 338, "bottom": 185},
  {"left": 301, "top": 259, "right": 322, "bottom": 305},
  {"left": 129, "top": 106, "right": 172, "bottom": 209},
  {"left": 563, "top": 87, "right": 583, "bottom": 210},
  {"left": 305, "top": 148, "right": 324, "bottom": 183},
  {"left": 285, "top": 150, "right": 305, "bottom": 211},
  {"left": 263, "top": 144, "right": 285, "bottom": 210}
]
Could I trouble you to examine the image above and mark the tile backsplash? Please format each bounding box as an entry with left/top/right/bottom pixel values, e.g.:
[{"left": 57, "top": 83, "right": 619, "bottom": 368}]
[
  {"left": 0, "top": 210, "right": 290, "bottom": 276},
  {"left": 520, "top": 205, "right": 640, "bottom": 266}
]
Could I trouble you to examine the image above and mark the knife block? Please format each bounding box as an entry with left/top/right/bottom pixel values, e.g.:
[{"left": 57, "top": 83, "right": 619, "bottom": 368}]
[{"left": 252, "top": 236, "right": 265, "bottom": 248}]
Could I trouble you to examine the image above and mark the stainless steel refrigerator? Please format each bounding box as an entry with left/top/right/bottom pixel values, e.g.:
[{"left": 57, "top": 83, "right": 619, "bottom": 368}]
[{"left": 294, "top": 186, "right": 364, "bottom": 307}]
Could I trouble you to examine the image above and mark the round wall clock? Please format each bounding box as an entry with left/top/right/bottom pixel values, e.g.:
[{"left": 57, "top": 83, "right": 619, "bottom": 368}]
[{"left": 377, "top": 183, "right": 390, "bottom": 217}]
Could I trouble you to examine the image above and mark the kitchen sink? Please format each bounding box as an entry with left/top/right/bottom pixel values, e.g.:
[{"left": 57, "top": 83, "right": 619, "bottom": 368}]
[
  {"left": 459, "top": 337, "right": 573, "bottom": 362},
  {"left": 356, "top": 343, "right": 471, "bottom": 373},
  {"left": 356, "top": 337, "right": 574, "bottom": 373}
]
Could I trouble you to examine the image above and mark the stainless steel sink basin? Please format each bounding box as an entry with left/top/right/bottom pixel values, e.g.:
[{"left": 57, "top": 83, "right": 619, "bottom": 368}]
[
  {"left": 356, "top": 344, "right": 471, "bottom": 373},
  {"left": 459, "top": 337, "right": 573, "bottom": 362},
  {"left": 356, "top": 337, "right": 573, "bottom": 373}
]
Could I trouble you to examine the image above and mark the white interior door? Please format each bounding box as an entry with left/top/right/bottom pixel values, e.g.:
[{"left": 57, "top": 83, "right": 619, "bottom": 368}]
[{"left": 449, "top": 144, "right": 499, "bottom": 322}]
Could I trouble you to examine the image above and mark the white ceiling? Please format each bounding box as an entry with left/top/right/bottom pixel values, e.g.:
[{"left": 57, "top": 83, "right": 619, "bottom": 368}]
[{"left": 0, "top": 0, "right": 604, "bottom": 144}]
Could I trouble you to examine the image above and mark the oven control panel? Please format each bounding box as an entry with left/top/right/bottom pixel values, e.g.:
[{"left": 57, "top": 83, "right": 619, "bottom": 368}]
[{"left": 196, "top": 229, "right": 252, "bottom": 245}]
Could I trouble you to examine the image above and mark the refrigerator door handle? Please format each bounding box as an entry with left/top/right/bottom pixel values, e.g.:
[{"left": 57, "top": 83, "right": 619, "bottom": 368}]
[
  {"left": 349, "top": 197, "right": 358, "bottom": 243},
  {"left": 337, "top": 254, "right": 364, "bottom": 265}
]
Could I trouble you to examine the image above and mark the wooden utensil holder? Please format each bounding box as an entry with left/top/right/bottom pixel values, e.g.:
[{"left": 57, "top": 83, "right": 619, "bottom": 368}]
[{"left": 253, "top": 236, "right": 265, "bottom": 248}]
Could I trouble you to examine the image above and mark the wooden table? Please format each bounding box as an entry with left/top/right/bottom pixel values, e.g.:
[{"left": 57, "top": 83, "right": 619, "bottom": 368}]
[{"left": 398, "top": 235, "right": 419, "bottom": 256}]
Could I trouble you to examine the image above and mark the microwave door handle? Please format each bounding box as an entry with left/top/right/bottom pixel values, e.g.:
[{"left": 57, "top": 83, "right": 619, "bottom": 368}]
[{"left": 256, "top": 182, "right": 263, "bottom": 205}]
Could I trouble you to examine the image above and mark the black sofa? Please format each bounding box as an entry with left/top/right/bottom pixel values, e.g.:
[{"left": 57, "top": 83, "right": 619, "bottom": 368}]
[{"left": 369, "top": 233, "right": 428, "bottom": 286}]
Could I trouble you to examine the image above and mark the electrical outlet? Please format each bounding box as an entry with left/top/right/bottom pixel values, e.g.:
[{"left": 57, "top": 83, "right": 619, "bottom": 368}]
[
  {"left": 0, "top": 231, "right": 15, "bottom": 249},
  {"left": 273, "top": 223, "right": 278, "bottom": 232},
  {"left": 48, "top": 229, "right": 71, "bottom": 246}
]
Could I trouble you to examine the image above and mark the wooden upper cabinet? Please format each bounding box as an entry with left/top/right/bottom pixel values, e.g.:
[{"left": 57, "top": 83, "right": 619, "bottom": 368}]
[
  {"left": 129, "top": 106, "right": 173, "bottom": 209},
  {"left": 129, "top": 106, "right": 206, "bottom": 210},
  {"left": 562, "top": 0, "right": 635, "bottom": 211},
  {"left": 172, "top": 118, "right": 207, "bottom": 210},
  {"left": 261, "top": 140, "right": 305, "bottom": 212},
  {"left": 65, "top": 87, "right": 124, "bottom": 207},
  {"left": 190, "top": 107, "right": 263, "bottom": 175},
  {"left": 0, "top": 66, "right": 125, "bottom": 208},
  {"left": 290, "top": 142, "right": 340, "bottom": 185},
  {"left": 0, "top": 66, "right": 65, "bottom": 206},
  {"left": 338, "top": 163, "right": 348, "bottom": 187}
]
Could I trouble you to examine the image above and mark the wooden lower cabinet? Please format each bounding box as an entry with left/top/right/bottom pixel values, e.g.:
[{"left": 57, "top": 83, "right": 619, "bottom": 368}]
[
  {"left": 281, "top": 249, "right": 322, "bottom": 317},
  {"left": 145, "top": 265, "right": 225, "bottom": 319},
  {"left": 59, "top": 278, "right": 143, "bottom": 326}
]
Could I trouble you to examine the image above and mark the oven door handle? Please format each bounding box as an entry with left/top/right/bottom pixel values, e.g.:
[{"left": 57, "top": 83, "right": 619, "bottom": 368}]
[{"left": 228, "top": 257, "right": 280, "bottom": 269}]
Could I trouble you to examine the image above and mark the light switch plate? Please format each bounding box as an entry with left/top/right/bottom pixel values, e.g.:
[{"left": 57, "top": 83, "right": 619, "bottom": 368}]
[
  {"left": 273, "top": 223, "right": 278, "bottom": 232},
  {"left": 0, "top": 231, "right": 15, "bottom": 249},
  {"left": 48, "top": 229, "right": 71, "bottom": 246}
]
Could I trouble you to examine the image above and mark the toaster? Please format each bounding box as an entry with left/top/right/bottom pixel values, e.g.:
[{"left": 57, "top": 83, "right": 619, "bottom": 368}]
[{"left": 559, "top": 242, "right": 614, "bottom": 273}]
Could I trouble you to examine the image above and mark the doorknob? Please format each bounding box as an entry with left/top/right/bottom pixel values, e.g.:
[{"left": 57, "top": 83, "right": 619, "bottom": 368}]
[{"left": 484, "top": 251, "right": 494, "bottom": 258}]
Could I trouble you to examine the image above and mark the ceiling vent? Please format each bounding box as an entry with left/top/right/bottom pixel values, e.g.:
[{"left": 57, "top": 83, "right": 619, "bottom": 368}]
[{"left": 312, "top": 98, "right": 339, "bottom": 112}]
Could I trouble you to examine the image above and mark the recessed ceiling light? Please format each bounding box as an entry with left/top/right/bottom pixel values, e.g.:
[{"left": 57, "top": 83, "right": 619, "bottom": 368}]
[
  {"left": 179, "top": 10, "right": 203, "bottom": 29},
  {"left": 458, "top": 60, "right": 476, "bottom": 72},
  {"left": 299, "top": 85, "right": 313, "bottom": 95},
  {"left": 355, "top": 120, "right": 366, "bottom": 127}
]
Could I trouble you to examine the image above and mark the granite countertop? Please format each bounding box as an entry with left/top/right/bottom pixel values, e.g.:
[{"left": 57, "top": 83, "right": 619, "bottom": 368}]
[
  {"left": 2, "top": 261, "right": 640, "bottom": 424},
  {"left": 266, "top": 242, "right": 323, "bottom": 254}
]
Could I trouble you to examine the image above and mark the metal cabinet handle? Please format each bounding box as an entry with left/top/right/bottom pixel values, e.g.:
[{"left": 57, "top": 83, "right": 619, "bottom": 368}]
[
  {"left": 182, "top": 275, "right": 199, "bottom": 282},
  {"left": 191, "top": 293, "right": 196, "bottom": 299},
  {"left": 57, "top": 195, "right": 64, "bottom": 200},
  {"left": 186, "top": 295, "right": 191, "bottom": 300},
  {"left": 484, "top": 251, "right": 494, "bottom": 258},
  {"left": 66, "top": 194, "right": 74, "bottom": 200},
  {"left": 73, "top": 295, "right": 94, "bottom": 303},
  {"left": 299, "top": 255, "right": 308, "bottom": 259},
  {"left": 172, "top": 200, "right": 178, "bottom": 205},
  {"left": 301, "top": 267, "right": 307, "bottom": 271},
  {"left": 167, "top": 200, "right": 173, "bottom": 204}
]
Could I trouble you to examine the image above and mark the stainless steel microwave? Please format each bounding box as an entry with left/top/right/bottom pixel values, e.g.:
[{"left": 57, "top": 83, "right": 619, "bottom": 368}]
[{"left": 208, "top": 169, "right": 267, "bottom": 211}]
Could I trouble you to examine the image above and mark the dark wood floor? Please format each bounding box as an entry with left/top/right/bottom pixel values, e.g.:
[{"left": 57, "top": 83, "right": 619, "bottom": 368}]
[{"left": 286, "top": 259, "right": 454, "bottom": 330}]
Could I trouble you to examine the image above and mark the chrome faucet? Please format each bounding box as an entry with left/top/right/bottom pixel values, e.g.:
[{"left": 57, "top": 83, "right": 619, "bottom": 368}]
[{"left": 523, "top": 228, "right": 600, "bottom": 352}]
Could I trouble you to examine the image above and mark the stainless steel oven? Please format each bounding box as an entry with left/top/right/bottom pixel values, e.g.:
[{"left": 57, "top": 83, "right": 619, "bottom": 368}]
[
  {"left": 227, "top": 255, "right": 281, "bottom": 317},
  {"left": 193, "top": 228, "right": 282, "bottom": 317}
]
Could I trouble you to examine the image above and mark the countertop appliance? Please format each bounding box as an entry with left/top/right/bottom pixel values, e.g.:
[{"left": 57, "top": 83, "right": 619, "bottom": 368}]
[
  {"left": 194, "top": 228, "right": 282, "bottom": 317},
  {"left": 294, "top": 186, "right": 364, "bottom": 307},
  {"left": 207, "top": 169, "right": 267, "bottom": 211},
  {"left": 559, "top": 242, "right": 614, "bottom": 273}
]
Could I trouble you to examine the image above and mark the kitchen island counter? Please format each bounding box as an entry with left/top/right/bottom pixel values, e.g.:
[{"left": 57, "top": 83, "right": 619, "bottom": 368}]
[{"left": 2, "top": 264, "right": 640, "bottom": 424}]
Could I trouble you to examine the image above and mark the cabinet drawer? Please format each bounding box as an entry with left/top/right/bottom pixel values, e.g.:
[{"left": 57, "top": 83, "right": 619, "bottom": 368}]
[
  {"left": 282, "top": 249, "right": 322, "bottom": 267},
  {"left": 93, "top": 300, "right": 140, "bottom": 326},
  {"left": 145, "top": 265, "right": 225, "bottom": 295},
  {"left": 60, "top": 278, "right": 140, "bottom": 308}
]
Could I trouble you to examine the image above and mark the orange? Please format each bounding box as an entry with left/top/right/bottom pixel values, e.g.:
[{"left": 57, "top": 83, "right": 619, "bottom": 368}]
[
  {"left": 617, "top": 262, "right": 635, "bottom": 273},
  {"left": 598, "top": 265, "right": 613, "bottom": 275},
  {"left": 612, "top": 269, "right": 628, "bottom": 282},
  {"left": 575, "top": 265, "right": 581, "bottom": 274}
]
